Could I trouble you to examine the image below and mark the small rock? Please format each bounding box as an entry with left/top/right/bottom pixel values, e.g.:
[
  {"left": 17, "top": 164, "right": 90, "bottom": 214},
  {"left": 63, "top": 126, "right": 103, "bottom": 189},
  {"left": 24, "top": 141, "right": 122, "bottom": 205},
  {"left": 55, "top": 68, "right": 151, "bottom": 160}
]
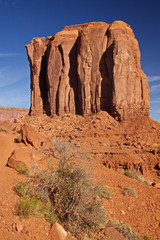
[
  {"left": 16, "top": 222, "right": 23, "bottom": 232},
  {"left": 121, "top": 210, "right": 126, "bottom": 215},
  {"left": 49, "top": 223, "right": 67, "bottom": 240}
]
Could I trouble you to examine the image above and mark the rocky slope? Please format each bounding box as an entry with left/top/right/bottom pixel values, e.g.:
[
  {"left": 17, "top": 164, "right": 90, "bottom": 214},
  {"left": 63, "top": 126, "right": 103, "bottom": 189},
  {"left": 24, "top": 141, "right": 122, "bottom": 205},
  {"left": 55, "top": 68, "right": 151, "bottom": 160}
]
[
  {"left": 0, "top": 112, "right": 159, "bottom": 240},
  {"left": 26, "top": 21, "right": 150, "bottom": 121},
  {"left": 0, "top": 107, "right": 28, "bottom": 122}
]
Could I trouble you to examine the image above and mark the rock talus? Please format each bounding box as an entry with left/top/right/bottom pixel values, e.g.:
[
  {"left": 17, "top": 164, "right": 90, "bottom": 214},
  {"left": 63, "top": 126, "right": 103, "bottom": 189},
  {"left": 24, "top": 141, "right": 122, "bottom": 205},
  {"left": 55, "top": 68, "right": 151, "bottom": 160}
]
[{"left": 26, "top": 21, "right": 150, "bottom": 121}]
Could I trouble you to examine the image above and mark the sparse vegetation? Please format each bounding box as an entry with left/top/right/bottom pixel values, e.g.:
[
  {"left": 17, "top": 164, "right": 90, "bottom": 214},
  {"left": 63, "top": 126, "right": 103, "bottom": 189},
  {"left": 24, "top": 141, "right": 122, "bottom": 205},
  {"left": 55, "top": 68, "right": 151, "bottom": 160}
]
[
  {"left": 0, "top": 125, "right": 7, "bottom": 132},
  {"left": 122, "top": 186, "right": 137, "bottom": 197},
  {"left": 17, "top": 196, "right": 44, "bottom": 218},
  {"left": 106, "top": 220, "right": 141, "bottom": 240},
  {"left": 15, "top": 182, "right": 33, "bottom": 197},
  {"left": 15, "top": 139, "right": 107, "bottom": 239},
  {"left": 15, "top": 180, "right": 57, "bottom": 224},
  {"left": 121, "top": 169, "right": 150, "bottom": 184},
  {"left": 15, "top": 162, "right": 29, "bottom": 175},
  {"left": 144, "top": 236, "right": 153, "bottom": 240},
  {"left": 100, "top": 185, "right": 114, "bottom": 199}
]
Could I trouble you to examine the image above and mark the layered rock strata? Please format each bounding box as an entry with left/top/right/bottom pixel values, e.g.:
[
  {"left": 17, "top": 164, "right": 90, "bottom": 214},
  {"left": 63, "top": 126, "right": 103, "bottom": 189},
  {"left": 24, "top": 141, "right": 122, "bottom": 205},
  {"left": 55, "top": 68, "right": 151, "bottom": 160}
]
[
  {"left": 0, "top": 107, "right": 29, "bottom": 122},
  {"left": 26, "top": 21, "right": 150, "bottom": 121}
]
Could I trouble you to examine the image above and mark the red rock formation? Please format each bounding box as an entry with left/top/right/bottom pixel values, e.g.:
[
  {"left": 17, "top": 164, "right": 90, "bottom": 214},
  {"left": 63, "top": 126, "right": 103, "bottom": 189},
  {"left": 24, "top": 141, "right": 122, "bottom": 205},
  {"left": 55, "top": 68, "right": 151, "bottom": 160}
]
[
  {"left": 0, "top": 107, "right": 29, "bottom": 122},
  {"left": 26, "top": 21, "right": 150, "bottom": 121}
]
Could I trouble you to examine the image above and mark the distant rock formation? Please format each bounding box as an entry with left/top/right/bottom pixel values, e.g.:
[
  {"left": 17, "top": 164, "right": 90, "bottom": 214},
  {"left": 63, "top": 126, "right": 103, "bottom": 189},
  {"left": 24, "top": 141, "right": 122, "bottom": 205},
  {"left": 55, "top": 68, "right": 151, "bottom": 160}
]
[
  {"left": 26, "top": 21, "right": 150, "bottom": 121},
  {"left": 0, "top": 107, "right": 29, "bottom": 122}
]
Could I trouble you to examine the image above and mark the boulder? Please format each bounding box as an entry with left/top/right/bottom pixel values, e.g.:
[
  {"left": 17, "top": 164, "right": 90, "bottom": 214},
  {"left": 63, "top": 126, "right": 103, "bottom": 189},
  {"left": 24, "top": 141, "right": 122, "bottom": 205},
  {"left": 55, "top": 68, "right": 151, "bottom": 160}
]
[
  {"left": 7, "top": 147, "right": 34, "bottom": 171},
  {"left": 20, "top": 124, "right": 46, "bottom": 148},
  {"left": 49, "top": 223, "right": 78, "bottom": 240},
  {"left": 26, "top": 21, "right": 150, "bottom": 121},
  {"left": 49, "top": 223, "right": 67, "bottom": 240}
]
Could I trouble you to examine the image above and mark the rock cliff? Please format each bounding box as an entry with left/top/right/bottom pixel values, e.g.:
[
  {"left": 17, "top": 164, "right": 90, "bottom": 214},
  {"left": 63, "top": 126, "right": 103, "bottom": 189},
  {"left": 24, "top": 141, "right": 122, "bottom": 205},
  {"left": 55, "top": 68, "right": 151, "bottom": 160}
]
[
  {"left": 26, "top": 21, "right": 150, "bottom": 121},
  {"left": 0, "top": 107, "right": 29, "bottom": 122}
]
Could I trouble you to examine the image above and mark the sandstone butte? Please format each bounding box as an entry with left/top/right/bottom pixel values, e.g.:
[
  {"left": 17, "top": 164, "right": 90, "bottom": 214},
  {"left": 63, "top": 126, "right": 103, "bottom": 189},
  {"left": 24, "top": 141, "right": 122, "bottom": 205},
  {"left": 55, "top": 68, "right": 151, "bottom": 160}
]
[{"left": 26, "top": 20, "right": 150, "bottom": 121}]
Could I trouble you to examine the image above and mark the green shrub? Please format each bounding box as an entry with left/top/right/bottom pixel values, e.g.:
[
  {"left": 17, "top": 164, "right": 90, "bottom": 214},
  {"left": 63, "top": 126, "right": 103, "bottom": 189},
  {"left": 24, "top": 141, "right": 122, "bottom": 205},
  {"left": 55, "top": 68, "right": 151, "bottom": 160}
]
[
  {"left": 15, "top": 182, "right": 33, "bottom": 197},
  {"left": 15, "top": 162, "right": 29, "bottom": 175},
  {"left": 17, "top": 196, "right": 43, "bottom": 218},
  {"left": 0, "top": 125, "right": 7, "bottom": 132},
  {"left": 107, "top": 220, "right": 141, "bottom": 240},
  {"left": 122, "top": 186, "right": 137, "bottom": 197},
  {"left": 100, "top": 185, "right": 114, "bottom": 199},
  {"left": 17, "top": 195, "right": 57, "bottom": 224},
  {"left": 40, "top": 201, "right": 57, "bottom": 224},
  {"left": 122, "top": 170, "right": 150, "bottom": 184},
  {"left": 15, "top": 139, "right": 107, "bottom": 239},
  {"left": 144, "top": 236, "right": 153, "bottom": 240}
]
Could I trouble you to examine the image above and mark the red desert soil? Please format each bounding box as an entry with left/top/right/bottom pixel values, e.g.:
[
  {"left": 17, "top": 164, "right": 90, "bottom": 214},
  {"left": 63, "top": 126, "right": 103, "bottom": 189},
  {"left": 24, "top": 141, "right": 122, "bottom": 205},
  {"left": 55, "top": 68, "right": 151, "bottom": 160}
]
[{"left": 0, "top": 111, "right": 159, "bottom": 240}]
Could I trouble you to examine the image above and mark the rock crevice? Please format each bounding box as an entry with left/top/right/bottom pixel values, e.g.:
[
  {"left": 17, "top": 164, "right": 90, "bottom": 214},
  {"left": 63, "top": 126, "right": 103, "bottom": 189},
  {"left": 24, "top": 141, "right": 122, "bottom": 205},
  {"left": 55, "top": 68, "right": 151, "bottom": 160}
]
[{"left": 26, "top": 21, "right": 150, "bottom": 121}]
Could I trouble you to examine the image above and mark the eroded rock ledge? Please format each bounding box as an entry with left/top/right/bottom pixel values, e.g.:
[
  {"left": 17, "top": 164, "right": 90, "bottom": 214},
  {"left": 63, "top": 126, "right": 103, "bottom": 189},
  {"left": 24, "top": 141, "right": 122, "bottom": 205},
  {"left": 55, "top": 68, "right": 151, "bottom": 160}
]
[
  {"left": 0, "top": 107, "right": 29, "bottom": 122},
  {"left": 26, "top": 21, "right": 150, "bottom": 121}
]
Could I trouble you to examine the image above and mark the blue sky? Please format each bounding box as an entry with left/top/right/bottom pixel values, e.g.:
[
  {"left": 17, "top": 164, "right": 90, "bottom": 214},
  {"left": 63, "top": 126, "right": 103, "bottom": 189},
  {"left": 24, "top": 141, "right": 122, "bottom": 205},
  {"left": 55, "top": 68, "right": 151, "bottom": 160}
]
[{"left": 0, "top": 0, "right": 159, "bottom": 122}]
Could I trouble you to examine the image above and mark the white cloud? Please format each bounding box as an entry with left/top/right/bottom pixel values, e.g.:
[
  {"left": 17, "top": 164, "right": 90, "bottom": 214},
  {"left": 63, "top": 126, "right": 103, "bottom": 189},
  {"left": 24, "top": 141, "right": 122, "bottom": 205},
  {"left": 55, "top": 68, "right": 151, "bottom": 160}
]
[
  {"left": 148, "top": 75, "right": 160, "bottom": 82},
  {"left": 151, "top": 100, "right": 160, "bottom": 103},
  {"left": 150, "top": 84, "right": 160, "bottom": 92},
  {"left": 0, "top": 53, "right": 20, "bottom": 57}
]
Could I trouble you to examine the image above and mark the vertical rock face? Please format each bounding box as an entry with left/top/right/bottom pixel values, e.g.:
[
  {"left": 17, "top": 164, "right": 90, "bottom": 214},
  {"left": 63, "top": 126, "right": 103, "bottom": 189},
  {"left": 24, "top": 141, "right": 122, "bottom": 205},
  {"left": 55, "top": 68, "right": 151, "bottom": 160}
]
[{"left": 26, "top": 21, "right": 150, "bottom": 121}]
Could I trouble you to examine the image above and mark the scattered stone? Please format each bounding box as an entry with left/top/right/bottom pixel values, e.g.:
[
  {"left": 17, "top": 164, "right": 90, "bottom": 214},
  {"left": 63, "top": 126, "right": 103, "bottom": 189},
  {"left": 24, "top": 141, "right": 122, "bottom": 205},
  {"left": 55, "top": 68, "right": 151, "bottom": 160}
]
[
  {"left": 15, "top": 222, "right": 23, "bottom": 232},
  {"left": 121, "top": 209, "right": 126, "bottom": 215}
]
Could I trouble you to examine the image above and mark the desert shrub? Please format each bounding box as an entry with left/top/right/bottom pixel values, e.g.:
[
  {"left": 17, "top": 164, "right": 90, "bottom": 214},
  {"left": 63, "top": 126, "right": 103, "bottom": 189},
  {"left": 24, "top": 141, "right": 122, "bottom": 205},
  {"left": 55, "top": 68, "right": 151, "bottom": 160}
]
[
  {"left": 15, "top": 182, "right": 33, "bottom": 197},
  {"left": 107, "top": 220, "right": 141, "bottom": 240},
  {"left": 17, "top": 194, "right": 57, "bottom": 224},
  {"left": 122, "top": 186, "right": 137, "bottom": 197},
  {"left": 0, "top": 125, "right": 7, "bottom": 132},
  {"left": 17, "top": 196, "right": 43, "bottom": 218},
  {"left": 15, "top": 162, "right": 29, "bottom": 175},
  {"left": 42, "top": 203, "right": 57, "bottom": 224},
  {"left": 15, "top": 139, "right": 107, "bottom": 238},
  {"left": 100, "top": 185, "right": 114, "bottom": 199},
  {"left": 122, "top": 170, "right": 150, "bottom": 184},
  {"left": 144, "top": 236, "right": 153, "bottom": 240},
  {"left": 31, "top": 154, "right": 106, "bottom": 235}
]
